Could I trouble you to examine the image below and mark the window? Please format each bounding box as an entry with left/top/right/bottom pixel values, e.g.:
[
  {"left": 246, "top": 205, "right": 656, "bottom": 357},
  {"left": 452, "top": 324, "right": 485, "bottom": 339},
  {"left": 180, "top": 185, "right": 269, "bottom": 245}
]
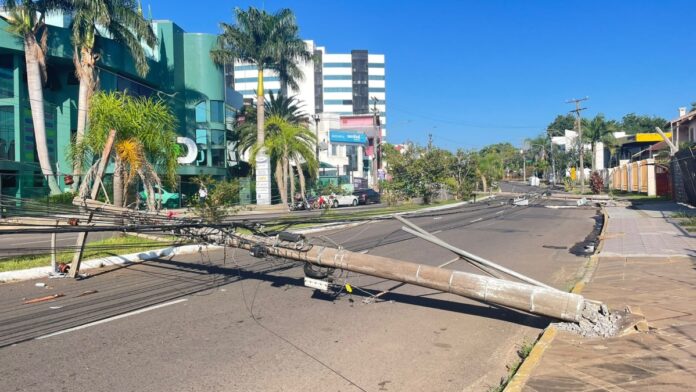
[
  {"left": 211, "top": 148, "right": 225, "bottom": 167},
  {"left": 324, "top": 62, "right": 352, "bottom": 68},
  {"left": 116, "top": 75, "right": 152, "bottom": 97},
  {"left": 195, "top": 129, "right": 207, "bottom": 144},
  {"left": 368, "top": 87, "right": 386, "bottom": 92},
  {"left": 368, "top": 75, "right": 385, "bottom": 81},
  {"left": 331, "top": 144, "right": 338, "bottom": 156},
  {"left": 324, "top": 87, "right": 352, "bottom": 93},
  {"left": 211, "top": 129, "right": 225, "bottom": 146},
  {"left": 0, "top": 106, "right": 14, "bottom": 160},
  {"left": 195, "top": 102, "right": 207, "bottom": 123},
  {"left": 210, "top": 101, "right": 224, "bottom": 123},
  {"left": 324, "top": 75, "right": 352, "bottom": 81},
  {"left": 324, "top": 99, "right": 352, "bottom": 105},
  {"left": 368, "top": 63, "right": 385, "bottom": 68},
  {"left": 234, "top": 76, "right": 279, "bottom": 83},
  {"left": 234, "top": 65, "right": 257, "bottom": 71},
  {"left": 0, "top": 55, "right": 13, "bottom": 99}
]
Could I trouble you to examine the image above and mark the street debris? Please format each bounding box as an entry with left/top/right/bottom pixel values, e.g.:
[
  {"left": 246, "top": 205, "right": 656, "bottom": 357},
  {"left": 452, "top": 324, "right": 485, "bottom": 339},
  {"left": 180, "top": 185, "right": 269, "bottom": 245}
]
[
  {"left": 23, "top": 293, "right": 65, "bottom": 305},
  {"left": 76, "top": 290, "right": 98, "bottom": 297},
  {"left": 555, "top": 301, "right": 623, "bottom": 338},
  {"left": 35, "top": 282, "right": 46, "bottom": 288}
]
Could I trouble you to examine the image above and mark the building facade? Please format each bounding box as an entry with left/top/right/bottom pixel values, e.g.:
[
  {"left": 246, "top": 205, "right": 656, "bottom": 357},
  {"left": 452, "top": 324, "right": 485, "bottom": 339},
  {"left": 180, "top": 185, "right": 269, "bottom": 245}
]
[
  {"left": 232, "top": 42, "right": 386, "bottom": 188},
  {"left": 0, "top": 13, "right": 242, "bottom": 198}
]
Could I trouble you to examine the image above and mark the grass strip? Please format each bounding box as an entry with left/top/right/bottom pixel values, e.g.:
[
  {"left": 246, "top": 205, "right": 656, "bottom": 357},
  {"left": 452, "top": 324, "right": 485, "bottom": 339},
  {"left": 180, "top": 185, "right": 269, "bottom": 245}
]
[{"left": 0, "top": 235, "right": 180, "bottom": 272}]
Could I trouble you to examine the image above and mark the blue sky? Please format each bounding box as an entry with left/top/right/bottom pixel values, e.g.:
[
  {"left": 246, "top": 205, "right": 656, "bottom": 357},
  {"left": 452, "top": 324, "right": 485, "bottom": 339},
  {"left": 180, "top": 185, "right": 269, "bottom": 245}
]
[{"left": 147, "top": 0, "right": 696, "bottom": 150}]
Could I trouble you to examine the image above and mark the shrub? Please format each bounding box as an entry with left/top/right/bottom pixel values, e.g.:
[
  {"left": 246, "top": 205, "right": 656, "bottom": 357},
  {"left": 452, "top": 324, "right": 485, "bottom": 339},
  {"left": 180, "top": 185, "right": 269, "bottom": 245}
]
[{"left": 589, "top": 171, "right": 604, "bottom": 194}]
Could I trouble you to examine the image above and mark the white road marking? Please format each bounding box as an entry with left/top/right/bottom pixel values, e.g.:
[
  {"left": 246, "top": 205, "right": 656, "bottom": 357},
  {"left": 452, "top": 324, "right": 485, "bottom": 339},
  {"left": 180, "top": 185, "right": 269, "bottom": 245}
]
[
  {"left": 36, "top": 298, "right": 188, "bottom": 340},
  {"left": 359, "top": 250, "right": 369, "bottom": 254},
  {"left": 496, "top": 210, "right": 505, "bottom": 214},
  {"left": 432, "top": 230, "right": 443, "bottom": 234},
  {"left": 470, "top": 218, "right": 483, "bottom": 223}
]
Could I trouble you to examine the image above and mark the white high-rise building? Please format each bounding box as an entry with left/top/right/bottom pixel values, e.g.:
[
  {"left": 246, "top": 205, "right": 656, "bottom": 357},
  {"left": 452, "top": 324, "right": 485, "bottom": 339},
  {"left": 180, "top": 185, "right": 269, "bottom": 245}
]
[
  {"left": 232, "top": 41, "right": 386, "bottom": 129},
  {"left": 232, "top": 41, "right": 387, "bottom": 188}
]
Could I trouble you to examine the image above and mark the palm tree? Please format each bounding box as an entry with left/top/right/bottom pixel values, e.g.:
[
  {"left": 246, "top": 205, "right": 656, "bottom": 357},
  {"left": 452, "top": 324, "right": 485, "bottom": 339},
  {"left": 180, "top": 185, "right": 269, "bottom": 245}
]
[
  {"left": 3, "top": 0, "right": 68, "bottom": 195},
  {"left": 70, "top": 0, "right": 156, "bottom": 188},
  {"left": 234, "top": 91, "right": 309, "bottom": 155},
  {"left": 251, "top": 115, "right": 316, "bottom": 205},
  {"left": 582, "top": 114, "right": 616, "bottom": 171},
  {"left": 71, "top": 91, "right": 179, "bottom": 210},
  {"left": 211, "top": 7, "right": 311, "bottom": 151},
  {"left": 476, "top": 151, "right": 503, "bottom": 193}
]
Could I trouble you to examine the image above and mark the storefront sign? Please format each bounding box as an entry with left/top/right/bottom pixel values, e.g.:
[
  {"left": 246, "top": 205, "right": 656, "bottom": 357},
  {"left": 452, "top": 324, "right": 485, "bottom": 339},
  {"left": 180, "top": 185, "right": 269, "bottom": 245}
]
[{"left": 329, "top": 130, "right": 367, "bottom": 144}]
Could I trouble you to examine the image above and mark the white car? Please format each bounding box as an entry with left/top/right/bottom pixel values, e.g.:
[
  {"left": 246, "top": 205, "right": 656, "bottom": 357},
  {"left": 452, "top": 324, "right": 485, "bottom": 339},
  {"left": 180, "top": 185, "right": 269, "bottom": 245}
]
[{"left": 322, "top": 194, "right": 359, "bottom": 208}]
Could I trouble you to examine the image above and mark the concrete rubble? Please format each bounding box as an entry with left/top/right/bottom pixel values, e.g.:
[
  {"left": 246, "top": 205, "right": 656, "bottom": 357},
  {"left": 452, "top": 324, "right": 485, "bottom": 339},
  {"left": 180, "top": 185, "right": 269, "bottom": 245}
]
[{"left": 555, "top": 301, "right": 624, "bottom": 338}]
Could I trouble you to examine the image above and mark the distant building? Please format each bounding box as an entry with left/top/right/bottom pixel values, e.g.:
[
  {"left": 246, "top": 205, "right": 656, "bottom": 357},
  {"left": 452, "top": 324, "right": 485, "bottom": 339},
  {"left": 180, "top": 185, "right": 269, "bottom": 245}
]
[{"left": 669, "top": 106, "right": 696, "bottom": 146}]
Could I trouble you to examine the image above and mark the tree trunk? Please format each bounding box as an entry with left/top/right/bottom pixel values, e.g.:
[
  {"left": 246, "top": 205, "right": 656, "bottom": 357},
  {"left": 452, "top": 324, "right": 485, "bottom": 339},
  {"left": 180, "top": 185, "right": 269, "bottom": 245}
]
[
  {"left": 289, "top": 160, "right": 295, "bottom": 200},
  {"left": 274, "top": 160, "right": 286, "bottom": 205},
  {"left": 24, "top": 36, "right": 60, "bottom": 195},
  {"left": 296, "top": 161, "right": 307, "bottom": 202},
  {"left": 281, "top": 155, "right": 289, "bottom": 205},
  {"left": 113, "top": 155, "right": 123, "bottom": 208},
  {"left": 73, "top": 49, "right": 97, "bottom": 190},
  {"left": 256, "top": 68, "right": 265, "bottom": 146},
  {"left": 481, "top": 175, "right": 488, "bottom": 193}
]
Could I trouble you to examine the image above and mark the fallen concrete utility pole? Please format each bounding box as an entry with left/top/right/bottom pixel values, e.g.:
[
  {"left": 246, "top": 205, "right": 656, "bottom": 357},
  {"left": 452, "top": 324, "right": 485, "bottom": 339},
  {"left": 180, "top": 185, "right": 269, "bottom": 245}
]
[
  {"left": 228, "top": 233, "right": 587, "bottom": 322},
  {"left": 396, "top": 215, "right": 556, "bottom": 290},
  {"left": 69, "top": 128, "right": 116, "bottom": 278}
]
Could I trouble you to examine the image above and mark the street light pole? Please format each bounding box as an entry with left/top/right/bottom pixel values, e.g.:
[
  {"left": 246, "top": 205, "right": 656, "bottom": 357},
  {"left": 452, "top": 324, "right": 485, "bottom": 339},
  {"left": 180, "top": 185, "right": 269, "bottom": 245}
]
[
  {"left": 311, "top": 114, "right": 320, "bottom": 162},
  {"left": 520, "top": 149, "right": 526, "bottom": 182}
]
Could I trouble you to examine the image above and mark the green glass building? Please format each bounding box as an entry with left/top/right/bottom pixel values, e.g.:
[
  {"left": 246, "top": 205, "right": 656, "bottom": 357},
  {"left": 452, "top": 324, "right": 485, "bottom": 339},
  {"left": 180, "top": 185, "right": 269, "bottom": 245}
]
[{"left": 0, "top": 14, "right": 242, "bottom": 198}]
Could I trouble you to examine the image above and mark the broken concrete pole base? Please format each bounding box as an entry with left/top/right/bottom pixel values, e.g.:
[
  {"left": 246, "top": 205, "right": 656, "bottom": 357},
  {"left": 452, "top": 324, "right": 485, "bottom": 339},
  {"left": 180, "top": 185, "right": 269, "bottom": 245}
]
[{"left": 555, "top": 301, "right": 649, "bottom": 338}]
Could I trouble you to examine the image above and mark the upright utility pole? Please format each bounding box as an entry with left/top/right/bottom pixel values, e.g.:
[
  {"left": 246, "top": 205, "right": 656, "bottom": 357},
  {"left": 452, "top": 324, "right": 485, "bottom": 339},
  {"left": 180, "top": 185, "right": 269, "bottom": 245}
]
[
  {"left": 567, "top": 97, "right": 588, "bottom": 194},
  {"left": 371, "top": 97, "right": 381, "bottom": 187}
]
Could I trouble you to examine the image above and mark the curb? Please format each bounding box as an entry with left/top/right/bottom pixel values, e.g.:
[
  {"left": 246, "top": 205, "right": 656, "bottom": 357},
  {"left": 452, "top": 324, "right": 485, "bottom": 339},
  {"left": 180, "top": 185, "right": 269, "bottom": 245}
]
[
  {"left": 504, "top": 204, "right": 609, "bottom": 391},
  {"left": 0, "top": 244, "right": 223, "bottom": 283}
]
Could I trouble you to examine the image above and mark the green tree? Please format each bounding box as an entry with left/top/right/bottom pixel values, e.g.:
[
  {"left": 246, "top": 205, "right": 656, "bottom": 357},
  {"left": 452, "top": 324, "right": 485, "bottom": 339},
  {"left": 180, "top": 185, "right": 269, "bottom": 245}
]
[
  {"left": 235, "top": 92, "right": 308, "bottom": 155},
  {"left": 582, "top": 114, "right": 617, "bottom": 171},
  {"left": 547, "top": 114, "right": 576, "bottom": 134},
  {"left": 476, "top": 151, "right": 504, "bottom": 193},
  {"left": 211, "top": 7, "right": 311, "bottom": 151},
  {"left": 70, "top": 0, "right": 156, "bottom": 188},
  {"left": 3, "top": 0, "right": 69, "bottom": 195},
  {"left": 619, "top": 113, "right": 667, "bottom": 134},
  {"left": 71, "top": 91, "right": 179, "bottom": 210},
  {"left": 250, "top": 115, "right": 316, "bottom": 205}
]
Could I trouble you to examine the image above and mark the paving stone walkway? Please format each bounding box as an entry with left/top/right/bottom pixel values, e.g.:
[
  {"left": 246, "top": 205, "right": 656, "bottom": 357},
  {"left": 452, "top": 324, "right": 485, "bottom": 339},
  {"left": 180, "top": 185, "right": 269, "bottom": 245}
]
[{"left": 520, "top": 201, "right": 696, "bottom": 391}]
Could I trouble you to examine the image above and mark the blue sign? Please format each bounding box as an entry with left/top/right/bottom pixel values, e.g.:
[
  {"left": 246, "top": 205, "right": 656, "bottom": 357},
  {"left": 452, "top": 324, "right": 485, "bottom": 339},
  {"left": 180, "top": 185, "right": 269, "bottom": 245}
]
[{"left": 329, "top": 130, "right": 368, "bottom": 144}]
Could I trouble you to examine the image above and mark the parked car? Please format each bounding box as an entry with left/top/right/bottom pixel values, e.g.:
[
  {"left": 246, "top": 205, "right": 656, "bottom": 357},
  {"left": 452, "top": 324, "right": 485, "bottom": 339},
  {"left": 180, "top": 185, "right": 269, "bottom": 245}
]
[
  {"left": 320, "top": 193, "right": 359, "bottom": 208},
  {"left": 353, "top": 188, "right": 381, "bottom": 205},
  {"left": 139, "top": 185, "right": 183, "bottom": 208}
]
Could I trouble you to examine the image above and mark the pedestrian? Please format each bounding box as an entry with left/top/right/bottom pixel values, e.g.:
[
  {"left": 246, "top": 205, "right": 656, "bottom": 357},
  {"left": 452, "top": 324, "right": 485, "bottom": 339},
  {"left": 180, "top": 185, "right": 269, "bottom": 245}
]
[{"left": 198, "top": 185, "right": 207, "bottom": 206}]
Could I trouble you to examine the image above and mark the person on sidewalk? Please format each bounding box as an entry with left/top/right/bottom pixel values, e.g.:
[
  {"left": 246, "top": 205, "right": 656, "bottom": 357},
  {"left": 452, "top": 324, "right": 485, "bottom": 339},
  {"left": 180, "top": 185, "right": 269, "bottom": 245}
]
[{"left": 198, "top": 185, "right": 208, "bottom": 206}]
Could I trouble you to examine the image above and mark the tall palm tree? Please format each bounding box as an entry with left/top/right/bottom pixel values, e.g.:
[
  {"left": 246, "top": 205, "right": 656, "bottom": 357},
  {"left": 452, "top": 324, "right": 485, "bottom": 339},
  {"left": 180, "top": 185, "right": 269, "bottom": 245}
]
[
  {"left": 234, "top": 91, "right": 308, "bottom": 155},
  {"left": 582, "top": 114, "right": 616, "bottom": 171},
  {"left": 71, "top": 91, "right": 179, "bottom": 210},
  {"left": 3, "top": 0, "right": 68, "bottom": 195},
  {"left": 70, "top": 0, "right": 156, "bottom": 188},
  {"left": 211, "top": 6, "right": 311, "bottom": 150},
  {"left": 251, "top": 115, "right": 316, "bottom": 205}
]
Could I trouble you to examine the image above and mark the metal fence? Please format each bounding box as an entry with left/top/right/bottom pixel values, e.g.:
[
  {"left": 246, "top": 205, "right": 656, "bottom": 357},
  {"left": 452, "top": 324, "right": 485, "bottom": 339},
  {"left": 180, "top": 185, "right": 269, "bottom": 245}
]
[{"left": 672, "top": 149, "right": 696, "bottom": 206}]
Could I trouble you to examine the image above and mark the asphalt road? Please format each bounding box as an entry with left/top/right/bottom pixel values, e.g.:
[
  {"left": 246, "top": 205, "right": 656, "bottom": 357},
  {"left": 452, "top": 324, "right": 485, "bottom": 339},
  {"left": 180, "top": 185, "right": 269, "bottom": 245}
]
[{"left": 0, "top": 196, "right": 600, "bottom": 391}]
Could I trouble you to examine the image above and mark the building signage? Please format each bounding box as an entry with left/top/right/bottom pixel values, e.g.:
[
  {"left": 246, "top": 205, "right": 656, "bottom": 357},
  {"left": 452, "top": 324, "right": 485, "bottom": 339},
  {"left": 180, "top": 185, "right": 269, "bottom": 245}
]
[{"left": 329, "top": 130, "right": 367, "bottom": 145}]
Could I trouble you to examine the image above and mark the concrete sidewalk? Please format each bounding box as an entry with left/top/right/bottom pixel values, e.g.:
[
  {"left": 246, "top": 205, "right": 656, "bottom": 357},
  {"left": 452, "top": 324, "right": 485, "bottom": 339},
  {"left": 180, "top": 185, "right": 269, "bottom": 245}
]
[{"left": 510, "top": 201, "right": 696, "bottom": 391}]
